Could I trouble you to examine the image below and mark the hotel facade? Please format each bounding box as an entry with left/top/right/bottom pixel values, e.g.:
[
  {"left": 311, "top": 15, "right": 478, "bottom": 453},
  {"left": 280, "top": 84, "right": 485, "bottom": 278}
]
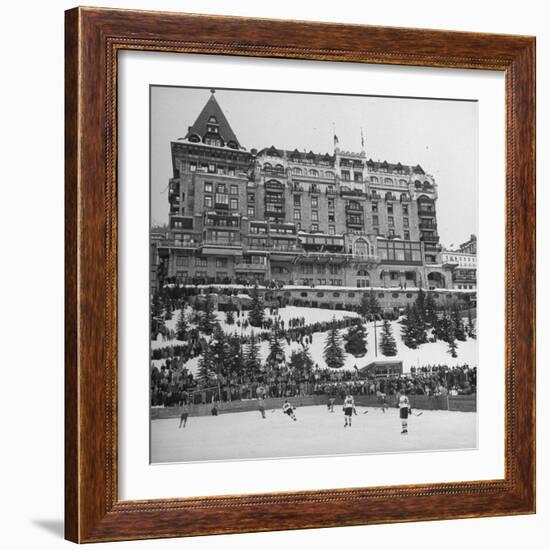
[{"left": 154, "top": 91, "right": 473, "bottom": 300}]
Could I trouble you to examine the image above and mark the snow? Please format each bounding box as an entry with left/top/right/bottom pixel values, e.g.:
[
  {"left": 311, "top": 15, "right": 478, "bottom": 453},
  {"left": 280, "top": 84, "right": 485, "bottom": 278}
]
[
  {"left": 151, "top": 404, "right": 477, "bottom": 463},
  {"left": 153, "top": 306, "right": 477, "bottom": 374}
]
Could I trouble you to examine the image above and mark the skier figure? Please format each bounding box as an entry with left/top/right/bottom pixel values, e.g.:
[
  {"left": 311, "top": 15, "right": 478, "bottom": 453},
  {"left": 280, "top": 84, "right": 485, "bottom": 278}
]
[
  {"left": 327, "top": 397, "right": 336, "bottom": 413},
  {"left": 399, "top": 394, "right": 411, "bottom": 434},
  {"left": 343, "top": 393, "right": 355, "bottom": 427},
  {"left": 178, "top": 403, "right": 189, "bottom": 428},
  {"left": 282, "top": 400, "right": 297, "bottom": 421}
]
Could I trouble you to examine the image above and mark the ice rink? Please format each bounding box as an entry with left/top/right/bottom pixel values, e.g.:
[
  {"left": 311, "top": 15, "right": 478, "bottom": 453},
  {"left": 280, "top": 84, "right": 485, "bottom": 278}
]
[{"left": 151, "top": 405, "right": 477, "bottom": 463}]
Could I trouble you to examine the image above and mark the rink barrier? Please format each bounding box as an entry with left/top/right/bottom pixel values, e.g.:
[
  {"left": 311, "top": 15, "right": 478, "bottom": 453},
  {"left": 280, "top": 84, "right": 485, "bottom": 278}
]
[{"left": 151, "top": 393, "right": 476, "bottom": 419}]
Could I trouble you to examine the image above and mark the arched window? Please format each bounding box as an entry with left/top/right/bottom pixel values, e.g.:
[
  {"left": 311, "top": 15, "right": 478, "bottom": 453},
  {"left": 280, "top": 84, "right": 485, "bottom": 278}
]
[
  {"left": 188, "top": 134, "right": 200, "bottom": 143},
  {"left": 208, "top": 116, "right": 218, "bottom": 123},
  {"left": 275, "top": 164, "right": 284, "bottom": 172},
  {"left": 370, "top": 176, "right": 379, "bottom": 183},
  {"left": 263, "top": 162, "right": 272, "bottom": 170},
  {"left": 384, "top": 177, "right": 393, "bottom": 185},
  {"left": 292, "top": 167, "right": 302, "bottom": 175},
  {"left": 357, "top": 269, "right": 369, "bottom": 277},
  {"left": 309, "top": 169, "right": 319, "bottom": 177},
  {"left": 325, "top": 170, "right": 334, "bottom": 178}
]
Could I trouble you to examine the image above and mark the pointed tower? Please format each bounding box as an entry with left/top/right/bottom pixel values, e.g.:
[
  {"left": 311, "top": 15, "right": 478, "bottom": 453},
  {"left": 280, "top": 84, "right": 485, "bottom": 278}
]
[{"left": 184, "top": 90, "right": 242, "bottom": 149}]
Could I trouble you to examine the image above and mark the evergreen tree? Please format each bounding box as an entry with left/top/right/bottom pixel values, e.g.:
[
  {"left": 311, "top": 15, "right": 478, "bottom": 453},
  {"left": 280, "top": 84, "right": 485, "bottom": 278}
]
[
  {"left": 379, "top": 319, "right": 397, "bottom": 357},
  {"left": 446, "top": 322, "right": 458, "bottom": 358},
  {"left": 358, "top": 292, "right": 370, "bottom": 318},
  {"left": 244, "top": 332, "right": 261, "bottom": 376},
  {"left": 467, "top": 309, "right": 477, "bottom": 339},
  {"left": 289, "top": 348, "right": 314, "bottom": 374},
  {"left": 425, "top": 291, "right": 439, "bottom": 329},
  {"left": 344, "top": 322, "right": 367, "bottom": 357},
  {"left": 210, "top": 324, "right": 229, "bottom": 377},
  {"left": 198, "top": 295, "right": 217, "bottom": 335},
  {"left": 412, "top": 303, "right": 428, "bottom": 345},
  {"left": 248, "top": 284, "right": 265, "bottom": 327},
  {"left": 415, "top": 287, "right": 426, "bottom": 320},
  {"left": 197, "top": 346, "right": 215, "bottom": 387},
  {"left": 323, "top": 319, "right": 345, "bottom": 369},
  {"left": 368, "top": 290, "right": 381, "bottom": 319},
  {"left": 451, "top": 306, "right": 467, "bottom": 341},
  {"left": 267, "top": 327, "right": 285, "bottom": 364},
  {"left": 175, "top": 308, "right": 188, "bottom": 340},
  {"left": 225, "top": 309, "right": 235, "bottom": 325},
  {"left": 227, "top": 335, "right": 245, "bottom": 382},
  {"left": 401, "top": 305, "right": 418, "bottom": 349}
]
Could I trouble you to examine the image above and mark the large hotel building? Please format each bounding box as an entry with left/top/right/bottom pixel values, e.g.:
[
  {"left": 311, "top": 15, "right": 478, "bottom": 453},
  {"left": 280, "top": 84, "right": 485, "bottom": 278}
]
[{"left": 153, "top": 90, "right": 475, "bottom": 303}]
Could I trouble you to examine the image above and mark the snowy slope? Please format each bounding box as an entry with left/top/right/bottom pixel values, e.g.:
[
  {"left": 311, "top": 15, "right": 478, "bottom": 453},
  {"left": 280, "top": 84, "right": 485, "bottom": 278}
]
[{"left": 153, "top": 306, "right": 477, "bottom": 374}]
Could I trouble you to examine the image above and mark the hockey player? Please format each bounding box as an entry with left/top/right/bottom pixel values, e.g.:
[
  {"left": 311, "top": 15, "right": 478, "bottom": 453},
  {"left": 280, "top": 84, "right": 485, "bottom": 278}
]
[
  {"left": 398, "top": 394, "right": 411, "bottom": 434},
  {"left": 327, "top": 397, "right": 336, "bottom": 413},
  {"left": 343, "top": 393, "right": 355, "bottom": 427},
  {"left": 282, "top": 400, "right": 297, "bottom": 421},
  {"left": 258, "top": 396, "right": 266, "bottom": 419},
  {"left": 178, "top": 404, "right": 189, "bottom": 428}
]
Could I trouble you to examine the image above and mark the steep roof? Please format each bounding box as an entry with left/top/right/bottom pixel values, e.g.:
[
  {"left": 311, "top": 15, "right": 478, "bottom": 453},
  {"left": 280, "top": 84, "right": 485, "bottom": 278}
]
[{"left": 184, "top": 91, "right": 241, "bottom": 147}]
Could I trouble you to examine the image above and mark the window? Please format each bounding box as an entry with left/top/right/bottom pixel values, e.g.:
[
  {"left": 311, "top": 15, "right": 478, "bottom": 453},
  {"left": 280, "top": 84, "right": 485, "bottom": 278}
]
[
  {"left": 312, "top": 211, "right": 319, "bottom": 221},
  {"left": 328, "top": 199, "right": 334, "bottom": 210},
  {"left": 196, "top": 257, "right": 207, "bottom": 267},
  {"left": 204, "top": 196, "right": 213, "bottom": 208},
  {"left": 189, "top": 162, "right": 197, "bottom": 172},
  {"left": 208, "top": 163, "right": 216, "bottom": 173},
  {"left": 228, "top": 167, "right": 235, "bottom": 176},
  {"left": 216, "top": 258, "right": 228, "bottom": 268},
  {"left": 404, "top": 217, "right": 409, "bottom": 228},
  {"left": 388, "top": 216, "right": 395, "bottom": 227},
  {"left": 329, "top": 225, "right": 335, "bottom": 235},
  {"left": 372, "top": 215, "right": 379, "bottom": 225},
  {"left": 402, "top": 205, "right": 409, "bottom": 215},
  {"left": 230, "top": 185, "right": 238, "bottom": 195},
  {"left": 247, "top": 206, "right": 255, "bottom": 217},
  {"left": 175, "top": 256, "right": 189, "bottom": 267},
  {"left": 354, "top": 172, "right": 363, "bottom": 182},
  {"left": 215, "top": 193, "right": 228, "bottom": 205},
  {"left": 404, "top": 230, "right": 410, "bottom": 240},
  {"left": 247, "top": 193, "right": 255, "bottom": 203},
  {"left": 328, "top": 213, "right": 335, "bottom": 222},
  {"left": 311, "top": 197, "right": 318, "bottom": 208},
  {"left": 387, "top": 204, "right": 394, "bottom": 214},
  {"left": 311, "top": 223, "right": 319, "bottom": 231},
  {"left": 294, "top": 195, "right": 301, "bottom": 207},
  {"left": 230, "top": 198, "right": 238, "bottom": 210},
  {"left": 204, "top": 182, "right": 213, "bottom": 193},
  {"left": 378, "top": 240, "right": 422, "bottom": 262},
  {"left": 372, "top": 202, "right": 378, "bottom": 213},
  {"left": 341, "top": 170, "right": 350, "bottom": 181},
  {"left": 217, "top": 183, "right": 226, "bottom": 193},
  {"left": 294, "top": 209, "right": 301, "bottom": 220}
]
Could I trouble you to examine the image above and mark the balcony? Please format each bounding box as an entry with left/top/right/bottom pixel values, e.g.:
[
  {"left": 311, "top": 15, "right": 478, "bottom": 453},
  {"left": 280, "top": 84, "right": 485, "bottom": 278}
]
[
  {"left": 235, "top": 261, "right": 268, "bottom": 271},
  {"left": 264, "top": 194, "right": 285, "bottom": 205},
  {"left": 340, "top": 188, "right": 364, "bottom": 198},
  {"left": 421, "top": 233, "right": 440, "bottom": 243},
  {"left": 419, "top": 221, "right": 438, "bottom": 229},
  {"left": 345, "top": 204, "right": 364, "bottom": 213},
  {"left": 418, "top": 208, "right": 436, "bottom": 216}
]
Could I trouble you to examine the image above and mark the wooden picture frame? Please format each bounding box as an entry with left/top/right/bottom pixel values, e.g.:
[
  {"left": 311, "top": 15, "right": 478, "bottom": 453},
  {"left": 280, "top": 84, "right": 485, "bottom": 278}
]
[{"left": 65, "top": 6, "right": 536, "bottom": 543}]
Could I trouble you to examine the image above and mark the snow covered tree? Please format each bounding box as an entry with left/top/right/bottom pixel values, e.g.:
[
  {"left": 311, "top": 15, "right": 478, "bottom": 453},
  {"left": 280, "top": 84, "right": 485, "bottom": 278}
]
[
  {"left": 210, "top": 324, "right": 229, "bottom": 375},
  {"left": 446, "top": 323, "right": 458, "bottom": 358},
  {"left": 175, "top": 308, "right": 188, "bottom": 340},
  {"left": 267, "top": 328, "right": 285, "bottom": 364},
  {"left": 415, "top": 287, "right": 426, "bottom": 320},
  {"left": 198, "top": 295, "right": 217, "bottom": 335},
  {"left": 244, "top": 332, "right": 261, "bottom": 376},
  {"left": 379, "top": 319, "right": 397, "bottom": 357},
  {"left": 227, "top": 335, "right": 244, "bottom": 381},
  {"left": 323, "top": 320, "right": 345, "bottom": 369},
  {"left": 467, "top": 309, "right": 476, "bottom": 339},
  {"left": 289, "top": 348, "right": 314, "bottom": 374},
  {"left": 225, "top": 309, "right": 235, "bottom": 325},
  {"left": 197, "top": 346, "right": 215, "bottom": 387},
  {"left": 248, "top": 284, "right": 265, "bottom": 327},
  {"left": 451, "top": 306, "right": 467, "bottom": 341},
  {"left": 425, "top": 291, "right": 439, "bottom": 329},
  {"left": 344, "top": 322, "right": 367, "bottom": 357},
  {"left": 401, "top": 305, "right": 418, "bottom": 349},
  {"left": 359, "top": 290, "right": 381, "bottom": 319}
]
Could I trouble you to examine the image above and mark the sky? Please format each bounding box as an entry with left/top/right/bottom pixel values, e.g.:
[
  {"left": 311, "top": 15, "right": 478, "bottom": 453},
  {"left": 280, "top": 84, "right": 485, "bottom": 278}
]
[{"left": 150, "top": 86, "right": 478, "bottom": 249}]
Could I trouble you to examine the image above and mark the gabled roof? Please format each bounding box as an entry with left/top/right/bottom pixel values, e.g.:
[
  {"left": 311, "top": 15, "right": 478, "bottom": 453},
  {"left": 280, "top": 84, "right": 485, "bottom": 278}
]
[{"left": 184, "top": 91, "right": 241, "bottom": 147}]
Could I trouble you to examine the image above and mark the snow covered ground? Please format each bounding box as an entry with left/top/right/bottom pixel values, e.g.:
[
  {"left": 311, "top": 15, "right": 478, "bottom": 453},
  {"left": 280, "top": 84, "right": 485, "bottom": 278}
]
[
  {"left": 151, "top": 404, "right": 477, "bottom": 463},
  {"left": 152, "top": 305, "right": 477, "bottom": 374}
]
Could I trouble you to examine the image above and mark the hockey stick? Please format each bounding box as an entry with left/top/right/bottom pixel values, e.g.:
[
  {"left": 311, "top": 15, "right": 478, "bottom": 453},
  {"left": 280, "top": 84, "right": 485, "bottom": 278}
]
[{"left": 411, "top": 411, "right": 423, "bottom": 417}]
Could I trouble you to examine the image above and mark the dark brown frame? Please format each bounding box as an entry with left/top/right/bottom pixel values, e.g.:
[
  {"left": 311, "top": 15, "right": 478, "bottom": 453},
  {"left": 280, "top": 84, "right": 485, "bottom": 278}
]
[{"left": 65, "top": 6, "right": 536, "bottom": 543}]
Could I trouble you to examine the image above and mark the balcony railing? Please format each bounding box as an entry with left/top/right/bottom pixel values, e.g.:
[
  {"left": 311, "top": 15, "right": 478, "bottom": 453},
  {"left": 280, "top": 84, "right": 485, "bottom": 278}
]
[{"left": 202, "top": 239, "right": 243, "bottom": 247}]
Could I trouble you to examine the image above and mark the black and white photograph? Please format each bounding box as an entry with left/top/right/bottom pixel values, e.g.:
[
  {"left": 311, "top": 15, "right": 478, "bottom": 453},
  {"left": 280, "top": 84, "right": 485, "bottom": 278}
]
[{"left": 149, "top": 86, "right": 478, "bottom": 464}]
